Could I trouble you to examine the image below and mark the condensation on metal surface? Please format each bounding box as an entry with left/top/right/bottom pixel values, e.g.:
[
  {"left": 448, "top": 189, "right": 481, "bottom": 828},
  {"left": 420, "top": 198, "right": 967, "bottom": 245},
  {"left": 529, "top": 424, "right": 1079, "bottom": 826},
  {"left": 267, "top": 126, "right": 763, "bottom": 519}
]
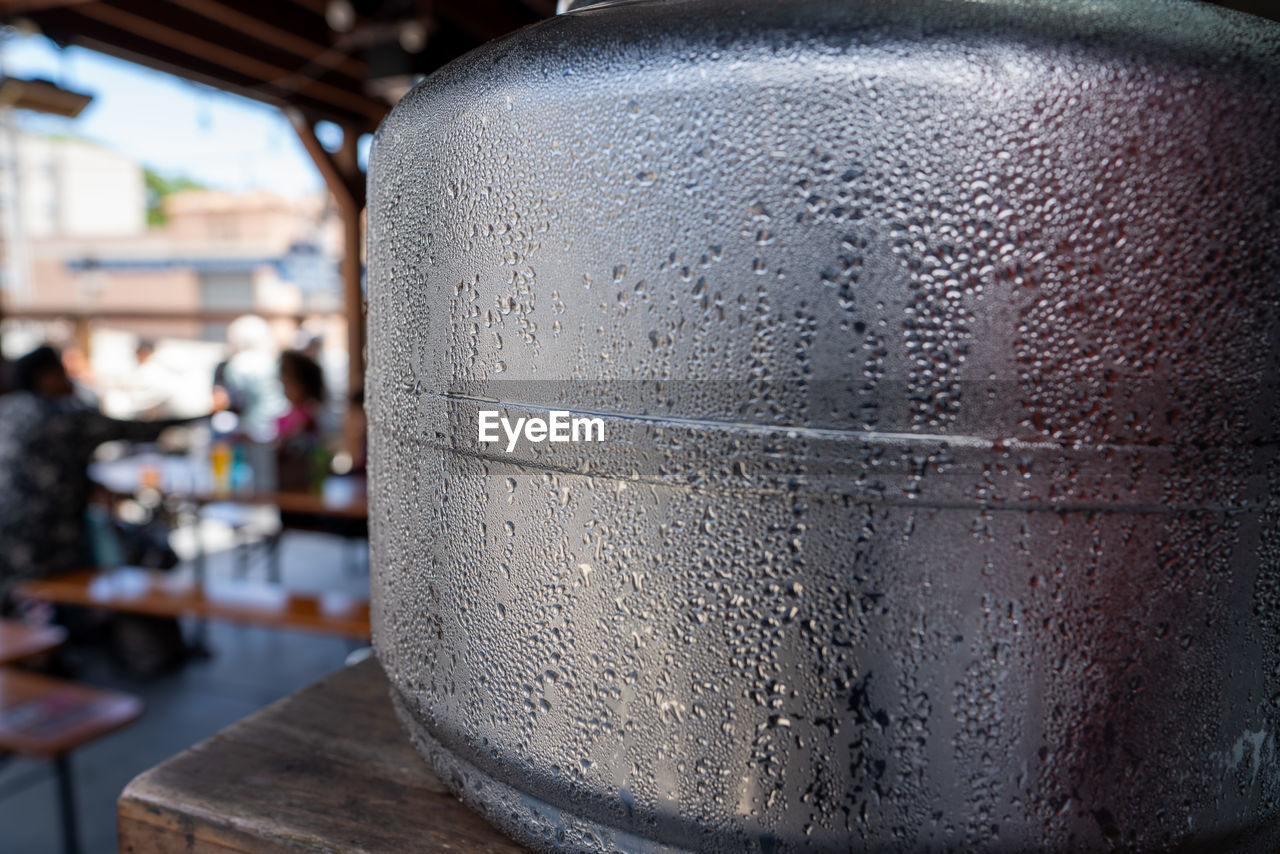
[{"left": 367, "top": 0, "right": 1280, "bottom": 850}]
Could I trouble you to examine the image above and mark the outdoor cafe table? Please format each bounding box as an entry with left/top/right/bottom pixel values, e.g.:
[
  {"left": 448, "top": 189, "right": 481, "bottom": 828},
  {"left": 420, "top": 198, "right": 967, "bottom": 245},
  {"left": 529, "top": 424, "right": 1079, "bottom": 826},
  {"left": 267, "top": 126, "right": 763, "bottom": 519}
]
[
  {"left": 89, "top": 454, "right": 367, "bottom": 647},
  {"left": 88, "top": 455, "right": 368, "bottom": 520}
]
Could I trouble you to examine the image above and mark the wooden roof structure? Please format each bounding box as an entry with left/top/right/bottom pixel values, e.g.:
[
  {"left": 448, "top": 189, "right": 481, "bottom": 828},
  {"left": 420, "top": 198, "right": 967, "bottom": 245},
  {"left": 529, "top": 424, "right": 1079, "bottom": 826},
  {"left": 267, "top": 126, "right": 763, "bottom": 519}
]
[
  {"left": 0, "top": 0, "right": 552, "bottom": 134},
  {"left": 1, "top": 1, "right": 1275, "bottom": 134},
  {"left": 0, "top": 0, "right": 553, "bottom": 410}
]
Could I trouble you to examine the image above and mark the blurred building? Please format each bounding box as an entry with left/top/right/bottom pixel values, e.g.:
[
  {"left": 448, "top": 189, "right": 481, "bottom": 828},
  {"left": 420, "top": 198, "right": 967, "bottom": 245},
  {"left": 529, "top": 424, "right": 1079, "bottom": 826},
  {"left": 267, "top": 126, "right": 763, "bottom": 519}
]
[
  {"left": 0, "top": 130, "right": 349, "bottom": 415},
  {"left": 1, "top": 130, "right": 343, "bottom": 341},
  {"left": 1, "top": 130, "right": 145, "bottom": 240}
]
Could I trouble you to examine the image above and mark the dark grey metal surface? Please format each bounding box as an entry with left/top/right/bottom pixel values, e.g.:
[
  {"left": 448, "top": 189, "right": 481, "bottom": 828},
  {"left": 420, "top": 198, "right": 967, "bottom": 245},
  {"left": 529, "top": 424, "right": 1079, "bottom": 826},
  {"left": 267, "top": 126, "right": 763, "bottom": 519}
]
[{"left": 367, "top": 1, "right": 1280, "bottom": 850}]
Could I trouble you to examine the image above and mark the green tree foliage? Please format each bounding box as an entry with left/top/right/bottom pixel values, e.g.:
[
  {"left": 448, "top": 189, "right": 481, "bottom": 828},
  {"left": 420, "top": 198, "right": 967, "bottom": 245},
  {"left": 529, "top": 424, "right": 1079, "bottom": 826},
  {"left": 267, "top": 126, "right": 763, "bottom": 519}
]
[{"left": 144, "top": 169, "right": 205, "bottom": 227}]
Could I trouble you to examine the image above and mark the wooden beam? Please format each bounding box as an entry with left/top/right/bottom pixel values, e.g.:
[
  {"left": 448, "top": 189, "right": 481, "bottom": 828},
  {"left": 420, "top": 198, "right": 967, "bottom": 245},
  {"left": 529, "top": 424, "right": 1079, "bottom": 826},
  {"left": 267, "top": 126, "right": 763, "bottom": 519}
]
[
  {"left": 54, "top": 27, "right": 381, "bottom": 131},
  {"left": 71, "top": 2, "right": 386, "bottom": 121},
  {"left": 0, "top": 0, "right": 93, "bottom": 12},
  {"left": 72, "top": 313, "right": 92, "bottom": 359},
  {"left": 28, "top": 4, "right": 384, "bottom": 130},
  {"left": 339, "top": 202, "right": 364, "bottom": 397},
  {"left": 288, "top": 109, "right": 366, "bottom": 432},
  {"left": 287, "top": 108, "right": 365, "bottom": 213},
  {"left": 160, "top": 0, "right": 368, "bottom": 80},
  {"left": 336, "top": 127, "right": 365, "bottom": 417},
  {"left": 0, "top": 76, "right": 93, "bottom": 116}
]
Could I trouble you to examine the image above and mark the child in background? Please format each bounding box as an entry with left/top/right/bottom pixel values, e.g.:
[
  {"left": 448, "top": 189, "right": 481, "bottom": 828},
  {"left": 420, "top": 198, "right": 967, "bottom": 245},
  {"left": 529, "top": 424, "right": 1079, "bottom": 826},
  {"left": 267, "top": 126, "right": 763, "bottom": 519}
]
[
  {"left": 276, "top": 349, "right": 326, "bottom": 443},
  {"left": 275, "top": 349, "right": 329, "bottom": 495}
]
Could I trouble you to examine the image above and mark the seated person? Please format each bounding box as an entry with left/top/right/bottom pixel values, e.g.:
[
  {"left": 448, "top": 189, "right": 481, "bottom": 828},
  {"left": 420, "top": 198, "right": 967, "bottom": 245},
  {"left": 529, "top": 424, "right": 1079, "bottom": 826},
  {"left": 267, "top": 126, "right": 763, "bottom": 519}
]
[
  {"left": 269, "top": 350, "right": 366, "bottom": 545},
  {"left": 0, "top": 346, "right": 205, "bottom": 613}
]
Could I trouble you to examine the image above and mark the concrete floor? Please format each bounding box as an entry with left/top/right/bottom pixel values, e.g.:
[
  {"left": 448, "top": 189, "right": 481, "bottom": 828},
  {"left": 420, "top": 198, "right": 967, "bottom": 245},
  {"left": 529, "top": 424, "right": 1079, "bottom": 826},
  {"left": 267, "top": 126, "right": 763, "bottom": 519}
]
[{"left": 0, "top": 528, "right": 369, "bottom": 854}]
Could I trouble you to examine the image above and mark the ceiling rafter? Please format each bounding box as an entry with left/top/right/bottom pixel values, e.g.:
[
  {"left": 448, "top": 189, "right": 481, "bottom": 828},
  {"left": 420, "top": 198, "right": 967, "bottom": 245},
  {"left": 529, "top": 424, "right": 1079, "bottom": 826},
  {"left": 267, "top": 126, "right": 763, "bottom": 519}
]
[
  {"left": 34, "top": 10, "right": 382, "bottom": 130},
  {"left": 0, "top": 0, "right": 562, "bottom": 136},
  {"left": 72, "top": 2, "right": 384, "bottom": 120},
  {"left": 287, "top": 107, "right": 365, "bottom": 212},
  {"left": 160, "top": 0, "right": 368, "bottom": 80},
  {"left": 0, "top": 0, "right": 92, "bottom": 12}
]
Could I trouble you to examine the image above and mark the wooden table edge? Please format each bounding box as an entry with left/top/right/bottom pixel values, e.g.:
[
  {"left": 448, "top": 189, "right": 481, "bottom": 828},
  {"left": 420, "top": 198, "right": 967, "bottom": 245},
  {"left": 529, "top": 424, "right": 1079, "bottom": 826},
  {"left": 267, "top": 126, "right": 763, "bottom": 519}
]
[
  {"left": 0, "top": 669, "right": 145, "bottom": 759},
  {"left": 117, "top": 662, "right": 381, "bottom": 853},
  {"left": 13, "top": 575, "right": 371, "bottom": 640},
  {"left": 0, "top": 620, "right": 68, "bottom": 665}
]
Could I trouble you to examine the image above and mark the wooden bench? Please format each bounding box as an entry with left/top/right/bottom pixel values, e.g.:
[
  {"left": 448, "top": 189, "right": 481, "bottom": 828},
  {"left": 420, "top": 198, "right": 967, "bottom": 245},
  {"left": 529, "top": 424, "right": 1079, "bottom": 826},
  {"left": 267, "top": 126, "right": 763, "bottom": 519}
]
[
  {"left": 1, "top": 668, "right": 144, "bottom": 854},
  {"left": 118, "top": 658, "right": 525, "bottom": 853},
  {"left": 0, "top": 619, "right": 68, "bottom": 665},
  {"left": 13, "top": 567, "right": 371, "bottom": 640}
]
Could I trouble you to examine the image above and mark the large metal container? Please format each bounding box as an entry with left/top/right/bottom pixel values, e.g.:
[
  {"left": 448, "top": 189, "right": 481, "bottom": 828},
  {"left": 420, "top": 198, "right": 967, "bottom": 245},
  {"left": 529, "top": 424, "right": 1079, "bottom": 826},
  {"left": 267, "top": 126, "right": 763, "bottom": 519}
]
[{"left": 366, "top": 0, "right": 1280, "bottom": 850}]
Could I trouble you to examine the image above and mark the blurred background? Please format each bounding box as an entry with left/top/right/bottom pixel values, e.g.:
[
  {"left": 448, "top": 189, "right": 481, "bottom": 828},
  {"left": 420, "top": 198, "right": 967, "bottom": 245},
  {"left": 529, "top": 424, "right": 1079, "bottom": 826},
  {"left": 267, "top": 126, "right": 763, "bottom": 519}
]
[
  {"left": 0, "top": 1, "right": 1274, "bottom": 852},
  {"left": 0, "top": 31, "right": 354, "bottom": 420},
  {"left": 0, "top": 3, "right": 551, "bottom": 851}
]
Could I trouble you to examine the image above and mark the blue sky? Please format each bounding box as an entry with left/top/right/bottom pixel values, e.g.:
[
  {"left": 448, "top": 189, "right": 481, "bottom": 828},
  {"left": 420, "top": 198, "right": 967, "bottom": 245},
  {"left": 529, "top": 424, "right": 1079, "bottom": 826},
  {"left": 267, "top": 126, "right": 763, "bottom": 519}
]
[{"left": 1, "top": 34, "right": 333, "bottom": 197}]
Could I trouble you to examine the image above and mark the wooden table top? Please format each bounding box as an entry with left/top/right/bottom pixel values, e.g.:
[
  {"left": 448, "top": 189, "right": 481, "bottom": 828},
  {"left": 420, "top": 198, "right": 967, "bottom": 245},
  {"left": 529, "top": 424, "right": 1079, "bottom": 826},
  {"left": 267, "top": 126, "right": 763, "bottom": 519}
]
[
  {"left": 15, "top": 567, "right": 371, "bottom": 640},
  {"left": 213, "top": 488, "right": 369, "bottom": 519},
  {"left": 119, "top": 658, "right": 527, "bottom": 853},
  {"left": 0, "top": 619, "right": 67, "bottom": 665},
  {"left": 90, "top": 456, "right": 368, "bottom": 520},
  {"left": 0, "top": 668, "right": 143, "bottom": 758}
]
